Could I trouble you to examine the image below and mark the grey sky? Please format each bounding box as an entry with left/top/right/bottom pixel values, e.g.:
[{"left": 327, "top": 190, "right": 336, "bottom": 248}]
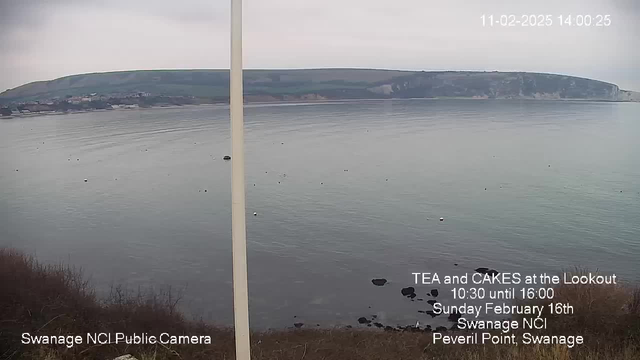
[{"left": 1, "top": 0, "right": 639, "bottom": 91}]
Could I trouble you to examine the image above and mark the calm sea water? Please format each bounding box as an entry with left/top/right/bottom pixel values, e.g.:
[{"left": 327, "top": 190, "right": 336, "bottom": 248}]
[{"left": 1, "top": 100, "right": 639, "bottom": 329}]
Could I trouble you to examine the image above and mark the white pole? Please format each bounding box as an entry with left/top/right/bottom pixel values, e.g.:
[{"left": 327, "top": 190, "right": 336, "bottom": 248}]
[{"left": 230, "top": 0, "right": 251, "bottom": 358}]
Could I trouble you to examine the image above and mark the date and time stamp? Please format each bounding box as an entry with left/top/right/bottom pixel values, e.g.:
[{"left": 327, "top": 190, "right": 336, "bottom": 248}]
[{"left": 481, "top": 14, "right": 612, "bottom": 27}]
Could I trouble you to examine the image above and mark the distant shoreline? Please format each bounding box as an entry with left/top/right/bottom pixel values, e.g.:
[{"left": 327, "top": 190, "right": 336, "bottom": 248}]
[{"left": 2, "top": 97, "right": 638, "bottom": 120}]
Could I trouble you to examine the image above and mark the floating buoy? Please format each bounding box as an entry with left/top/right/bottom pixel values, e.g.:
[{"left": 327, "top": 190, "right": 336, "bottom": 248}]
[
  {"left": 440, "top": 217, "right": 444, "bottom": 222},
  {"left": 223, "top": 156, "right": 231, "bottom": 160},
  {"left": 84, "top": 179, "right": 88, "bottom": 182},
  {"left": 548, "top": 165, "right": 551, "bottom": 167},
  {"left": 253, "top": 212, "right": 257, "bottom": 216},
  {"left": 204, "top": 189, "right": 207, "bottom": 192}
]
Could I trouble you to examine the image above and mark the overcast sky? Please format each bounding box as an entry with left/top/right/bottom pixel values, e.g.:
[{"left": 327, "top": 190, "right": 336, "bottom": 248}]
[{"left": 1, "top": 0, "right": 639, "bottom": 91}]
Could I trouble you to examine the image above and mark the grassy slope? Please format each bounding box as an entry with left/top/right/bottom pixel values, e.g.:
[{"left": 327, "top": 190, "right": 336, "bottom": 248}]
[
  {"left": 0, "top": 69, "right": 410, "bottom": 103},
  {"left": 1, "top": 248, "right": 639, "bottom": 360}
]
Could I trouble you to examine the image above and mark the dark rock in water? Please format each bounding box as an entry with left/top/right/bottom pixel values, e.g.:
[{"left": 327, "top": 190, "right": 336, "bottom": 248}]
[
  {"left": 371, "top": 278, "right": 387, "bottom": 286},
  {"left": 384, "top": 326, "right": 395, "bottom": 332},
  {"left": 294, "top": 323, "right": 304, "bottom": 328},
  {"left": 367, "top": 324, "right": 372, "bottom": 327},
  {"left": 357, "top": 317, "right": 371, "bottom": 324},
  {"left": 373, "top": 322, "right": 384, "bottom": 328},
  {"left": 475, "top": 267, "right": 489, "bottom": 274},
  {"left": 316, "top": 324, "right": 320, "bottom": 326},
  {"left": 430, "top": 289, "right": 439, "bottom": 297},
  {"left": 454, "top": 263, "right": 459, "bottom": 266},
  {"left": 425, "top": 310, "right": 438, "bottom": 318},
  {"left": 423, "top": 327, "right": 432, "bottom": 333},
  {"left": 293, "top": 315, "right": 297, "bottom": 318},
  {"left": 401, "top": 287, "right": 415, "bottom": 297},
  {"left": 417, "top": 298, "right": 424, "bottom": 301},
  {"left": 448, "top": 310, "right": 462, "bottom": 322},
  {"left": 427, "top": 300, "right": 437, "bottom": 306},
  {"left": 346, "top": 325, "right": 352, "bottom": 329},
  {"left": 223, "top": 156, "right": 231, "bottom": 160},
  {"left": 487, "top": 269, "right": 499, "bottom": 276},
  {"left": 372, "top": 315, "right": 377, "bottom": 319},
  {"left": 409, "top": 293, "right": 416, "bottom": 299},
  {"left": 418, "top": 310, "right": 425, "bottom": 313},
  {"left": 434, "top": 326, "right": 448, "bottom": 333}
]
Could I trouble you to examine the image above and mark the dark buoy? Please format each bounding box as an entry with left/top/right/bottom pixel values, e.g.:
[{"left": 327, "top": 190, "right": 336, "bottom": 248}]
[
  {"left": 253, "top": 212, "right": 257, "bottom": 216},
  {"left": 439, "top": 217, "right": 444, "bottom": 222},
  {"left": 371, "top": 278, "right": 387, "bottom": 286},
  {"left": 223, "top": 156, "right": 231, "bottom": 160},
  {"left": 84, "top": 179, "right": 88, "bottom": 182},
  {"left": 204, "top": 189, "right": 207, "bottom": 192},
  {"left": 294, "top": 323, "right": 303, "bottom": 328}
]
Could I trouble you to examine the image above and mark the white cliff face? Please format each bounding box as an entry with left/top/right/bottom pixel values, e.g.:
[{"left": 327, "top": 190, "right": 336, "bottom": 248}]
[
  {"left": 618, "top": 90, "right": 640, "bottom": 102},
  {"left": 368, "top": 84, "right": 394, "bottom": 95}
]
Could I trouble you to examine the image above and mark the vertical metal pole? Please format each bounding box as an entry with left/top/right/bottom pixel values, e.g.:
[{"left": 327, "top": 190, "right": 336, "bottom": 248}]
[{"left": 230, "top": 0, "right": 251, "bottom": 358}]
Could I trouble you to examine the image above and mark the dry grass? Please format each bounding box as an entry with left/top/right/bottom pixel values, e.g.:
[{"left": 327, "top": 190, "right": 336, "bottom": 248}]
[{"left": 1, "top": 249, "right": 639, "bottom": 360}]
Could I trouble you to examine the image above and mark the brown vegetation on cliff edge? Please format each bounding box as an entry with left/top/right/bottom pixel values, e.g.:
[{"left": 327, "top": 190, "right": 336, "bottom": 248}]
[{"left": 1, "top": 248, "right": 639, "bottom": 360}]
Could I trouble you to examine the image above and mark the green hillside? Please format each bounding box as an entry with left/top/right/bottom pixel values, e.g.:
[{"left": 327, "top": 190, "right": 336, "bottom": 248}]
[{"left": 1, "top": 69, "right": 636, "bottom": 104}]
